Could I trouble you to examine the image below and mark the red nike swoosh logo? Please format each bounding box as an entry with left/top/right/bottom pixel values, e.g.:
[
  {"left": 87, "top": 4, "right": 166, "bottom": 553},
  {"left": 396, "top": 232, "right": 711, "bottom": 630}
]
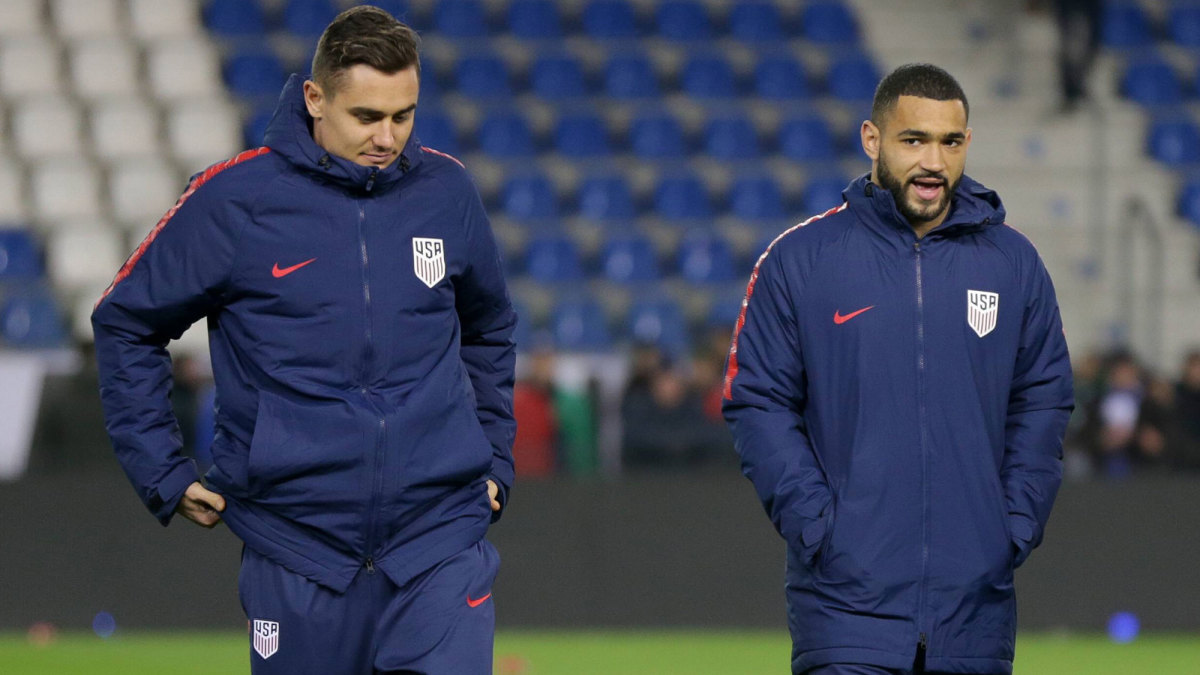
[
  {"left": 833, "top": 305, "right": 875, "bottom": 324},
  {"left": 271, "top": 258, "right": 316, "bottom": 278},
  {"left": 467, "top": 593, "right": 491, "bottom": 608}
]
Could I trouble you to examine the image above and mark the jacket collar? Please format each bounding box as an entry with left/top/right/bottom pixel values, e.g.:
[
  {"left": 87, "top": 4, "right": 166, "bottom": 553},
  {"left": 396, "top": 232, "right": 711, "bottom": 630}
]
[
  {"left": 263, "top": 73, "right": 424, "bottom": 194},
  {"left": 845, "top": 173, "right": 1006, "bottom": 242}
]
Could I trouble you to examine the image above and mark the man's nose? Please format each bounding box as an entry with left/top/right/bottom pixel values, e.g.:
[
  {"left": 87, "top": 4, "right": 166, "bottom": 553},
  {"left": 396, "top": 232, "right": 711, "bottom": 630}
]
[
  {"left": 920, "top": 144, "right": 946, "bottom": 173},
  {"left": 373, "top": 121, "right": 394, "bottom": 148}
]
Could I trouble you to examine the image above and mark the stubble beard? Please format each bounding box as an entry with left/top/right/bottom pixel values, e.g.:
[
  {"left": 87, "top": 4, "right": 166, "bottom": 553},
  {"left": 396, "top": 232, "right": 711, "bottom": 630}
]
[{"left": 875, "top": 151, "right": 959, "bottom": 227}]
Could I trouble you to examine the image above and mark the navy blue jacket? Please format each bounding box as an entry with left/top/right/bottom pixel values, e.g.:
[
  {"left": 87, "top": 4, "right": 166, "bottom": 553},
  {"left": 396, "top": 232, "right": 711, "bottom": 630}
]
[
  {"left": 723, "top": 175, "right": 1073, "bottom": 674},
  {"left": 93, "top": 75, "right": 517, "bottom": 593}
]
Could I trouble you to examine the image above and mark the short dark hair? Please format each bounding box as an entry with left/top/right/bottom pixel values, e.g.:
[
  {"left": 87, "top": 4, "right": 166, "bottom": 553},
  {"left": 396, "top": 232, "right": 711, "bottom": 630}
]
[
  {"left": 871, "top": 63, "right": 968, "bottom": 127},
  {"left": 311, "top": 5, "right": 420, "bottom": 95}
]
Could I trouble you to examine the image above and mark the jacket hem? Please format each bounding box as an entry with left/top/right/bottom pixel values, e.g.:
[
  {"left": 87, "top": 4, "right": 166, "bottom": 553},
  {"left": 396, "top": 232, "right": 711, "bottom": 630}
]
[
  {"left": 793, "top": 646, "right": 915, "bottom": 673},
  {"left": 924, "top": 655, "right": 1013, "bottom": 674}
]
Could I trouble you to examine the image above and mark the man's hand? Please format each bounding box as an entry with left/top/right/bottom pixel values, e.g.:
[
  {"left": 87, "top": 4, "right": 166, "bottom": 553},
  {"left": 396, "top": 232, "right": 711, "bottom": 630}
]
[
  {"left": 175, "top": 481, "right": 226, "bottom": 528},
  {"left": 486, "top": 479, "right": 501, "bottom": 512}
]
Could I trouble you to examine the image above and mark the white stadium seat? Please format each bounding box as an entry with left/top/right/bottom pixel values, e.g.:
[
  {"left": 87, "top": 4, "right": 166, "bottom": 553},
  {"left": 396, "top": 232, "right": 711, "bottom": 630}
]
[
  {"left": 0, "top": 37, "right": 65, "bottom": 97},
  {"left": 109, "top": 157, "right": 183, "bottom": 227},
  {"left": 0, "top": 0, "right": 45, "bottom": 37},
  {"left": 47, "top": 225, "right": 126, "bottom": 295},
  {"left": 166, "top": 99, "right": 242, "bottom": 172},
  {"left": 0, "top": 160, "right": 29, "bottom": 223},
  {"left": 129, "top": 0, "right": 201, "bottom": 40},
  {"left": 30, "top": 159, "right": 103, "bottom": 221},
  {"left": 145, "top": 38, "right": 223, "bottom": 101},
  {"left": 90, "top": 98, "right": 162, "bottom": 161},
  {"left": 50, "top": 0, "right": 122, "bottom": 39},
  {"left": 69, "top": 38, "right": 140, "bottom": 100},
  {"left": 12, "top": 96, "right": 84, "bottom": 161}
]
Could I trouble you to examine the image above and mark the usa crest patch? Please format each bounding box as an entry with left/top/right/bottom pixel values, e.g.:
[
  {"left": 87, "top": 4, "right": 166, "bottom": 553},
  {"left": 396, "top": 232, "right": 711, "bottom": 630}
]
[
  {"left": 252, "top": 619, "right": 279, "bottom": 659},
  {"left": 967, "top": 290, "right": 999, "bottom": 338},
  {"left": 413, "top": 237, "right": 445, "bottom": 288}
]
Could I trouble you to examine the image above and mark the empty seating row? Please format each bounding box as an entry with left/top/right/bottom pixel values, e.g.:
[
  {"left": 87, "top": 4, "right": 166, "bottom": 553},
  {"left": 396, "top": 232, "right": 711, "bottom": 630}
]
[{"left": 0, "top": 0, "right": 199, "bottom": 39}]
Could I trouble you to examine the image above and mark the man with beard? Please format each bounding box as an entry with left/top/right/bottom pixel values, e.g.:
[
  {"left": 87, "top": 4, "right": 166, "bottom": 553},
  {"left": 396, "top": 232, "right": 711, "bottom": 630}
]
[{"left": 723, "top": 64, "right": 1073, "bottom": 674}]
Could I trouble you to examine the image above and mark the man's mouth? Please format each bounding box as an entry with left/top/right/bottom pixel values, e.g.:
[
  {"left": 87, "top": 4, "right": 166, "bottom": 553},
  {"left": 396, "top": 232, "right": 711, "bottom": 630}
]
[
  {"left": 910, "top": 177, "right": 945, "bottom": 201},
  {"left": 362, "top": 151, "right": 395, "bottom": 164}
]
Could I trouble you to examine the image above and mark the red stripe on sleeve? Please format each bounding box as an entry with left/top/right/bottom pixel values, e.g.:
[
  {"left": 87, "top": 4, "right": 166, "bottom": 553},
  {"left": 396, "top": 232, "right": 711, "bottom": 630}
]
[{"left": 420, "top": 146, "right": 465, "bottom": 168}]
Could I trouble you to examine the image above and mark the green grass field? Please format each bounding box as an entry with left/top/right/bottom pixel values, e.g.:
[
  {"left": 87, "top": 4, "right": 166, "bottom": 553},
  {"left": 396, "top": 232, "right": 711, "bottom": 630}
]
[{"left": 2, "top": 631, "right": 1198, "bottom": 674}]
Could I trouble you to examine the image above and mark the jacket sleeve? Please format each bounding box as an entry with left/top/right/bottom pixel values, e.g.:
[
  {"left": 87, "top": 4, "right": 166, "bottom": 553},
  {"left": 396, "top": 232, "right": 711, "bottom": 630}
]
[
  {"left": 1003, "top": 255, "right": 1074, "bottom": 567},
  {"left": 91, "top": 175, "right": 243, "bottom": 526},
  {"left": 456, "top": 185, "right": 517, "bottom": 521},
  {"left": 722, "top": 248, "right": 833, "bottom": 563}
]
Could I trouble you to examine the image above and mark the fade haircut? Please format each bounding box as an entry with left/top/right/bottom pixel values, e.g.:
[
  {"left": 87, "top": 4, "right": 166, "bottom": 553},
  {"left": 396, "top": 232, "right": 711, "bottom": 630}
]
[
  {"left": 311, "top": 5, "right": 420, "bottom": 96},
  {"left": 870, "top": 63, "right": 968, "bottom": 128}
]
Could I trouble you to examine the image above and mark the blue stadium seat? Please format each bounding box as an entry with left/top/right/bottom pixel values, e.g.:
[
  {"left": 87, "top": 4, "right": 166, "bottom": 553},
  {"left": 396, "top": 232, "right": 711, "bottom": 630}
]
[
  {"left": 703, "top": 115, "right": 760, "bottom": 160},
  {"left": 802, "top": 174, "right": 850, "bottom": 214},
  {"left": 1176, "top": 179, "right": 1200, "bottom": 225},
  {"left": 630, "top": 112, "right": 687, "bottom": 159},
  {"left": 1147, "top": 116, "right": 1200, "bottom": 166},
  {"left": 435, "top": 0, "right": 489, "bottom": 38},
  {"left": 601, "top": 235, "right": 660, "bottom": 283},
  {"left": 282, "top": 0, "right": 339, "bottom": 37},
  {"left": 1101, "top": 2, "right": 1152, "bottom": 49},
  {"left": 707, "top": 287, "right": 747, "bottom": 329},
  {"left": 531, "top": 54, "right": 588, "bottom": 101},
  {"left": 654, "top": 172, "right": 713, "bottom": 221},
  {"left": 583, "top": 0, "right": 639, "bottom": 39},
  {"left": 415, "top": 109, "right": 460, "bottom": 156},
  {"left": 801, "top": 1, "right": 858, "bottom": 45},
  {"left": 0, "top": 230, "right": 43, "bottom": 280},
  {"left": 0, "top": 287, "right": 67, "bottom": 348},
  {"left": 577, "top": 174, "right": 637, "bottom": 222},
  {"left": 755, "top": 54, "right": 810, "bottom": 100},
  {"left": 454, "top": 53, "right": 512, "bottom": 99},
  {"left": 554, "top": 113, "right": 612, "bottom": 158},
  {"left": 417, "top": 57, "right": 441, "bottom": 101},
  {"left": 205, "top": 0, "right": 267, "bottom": 38},
  {"left": 508, "top": 0, "right": 563, "bottom": 39},
  {"left": 779, "top": 115, "right": 838, "bottom": 162},
  {"left": 626, "top": 298, "right": 689, "bottom": 352},
  {"left": 477, "top": 111, "right": 536, "bottom": 158},
  {"left": 681, "top": 53, "right": 738, "bottom": 99},
  {"left": 656, "top": 0, "right": 712, "bottom": 41},
  {"left": 677, "top": 233, "right": 736, "bottom": 284},
  {"left": 730, "top": 1, "right": 785, "bottom": 42},
  {"left": 551, "top": 296, "right": 611, "bottom": 350},
  {"left": 826, "top": 52, "right": 880, "bottom": 102},
  {"left": 1122, "top": 57, "right": 1184, "bottom": 106},
  {"left": 224, "top": 48, "right": 287, "bottom": 99},
  {"left": 1168, "top": 2, "right": 1200, "bottom": 48},
  {"left": 604, "top": 53, "right": 660, "bottom": 99},
  {"left": 243, "top": 105, "right": 275, "bottom": 148},
  {"left": 729, "top": 174, "right": 786, "bottom": 222},
  {"left": 524, "top": 235, "right": 583, "bottom": 283},
  {"left": 501, "top": 172, "right": 559, "bottom": 222}
]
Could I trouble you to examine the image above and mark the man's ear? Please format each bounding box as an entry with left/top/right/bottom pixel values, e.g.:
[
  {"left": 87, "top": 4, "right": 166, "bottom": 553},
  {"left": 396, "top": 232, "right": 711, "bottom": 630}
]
[
  {"left": 861, "top": 119, "right": 881, "bottom": 162},
  {"left": 303, "top": 80, "right": 325, "bottom": 120}
]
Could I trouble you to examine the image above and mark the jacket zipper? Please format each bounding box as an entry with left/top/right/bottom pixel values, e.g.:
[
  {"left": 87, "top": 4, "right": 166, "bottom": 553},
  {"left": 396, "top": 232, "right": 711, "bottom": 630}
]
[
  {"left": 358, "top": 200, "right": 385, "bottom": 571},
  {"left": 914, "top": 240, "right": 931, "bottom": 660}
]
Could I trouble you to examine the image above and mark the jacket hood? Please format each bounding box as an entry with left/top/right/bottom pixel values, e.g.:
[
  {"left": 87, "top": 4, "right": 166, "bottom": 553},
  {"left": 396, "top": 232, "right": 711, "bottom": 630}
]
[
  {"left": 846, "top": 173, "right": 1006, "bottom": 241},
  {"left": 263, "top": 73, "right": 424, "bottom": 194}
]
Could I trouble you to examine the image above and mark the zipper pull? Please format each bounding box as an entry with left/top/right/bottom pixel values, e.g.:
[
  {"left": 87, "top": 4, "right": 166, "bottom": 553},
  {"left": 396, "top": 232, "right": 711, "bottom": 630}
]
[
  {"left": 365, "top": 169, "right": 377, "bottom": 192},
  {"left": 365, "top": 558, "right": 376, "bottom": 574},
  {"left": 916, "top": 632, "right": 928, "bottom": 670}
]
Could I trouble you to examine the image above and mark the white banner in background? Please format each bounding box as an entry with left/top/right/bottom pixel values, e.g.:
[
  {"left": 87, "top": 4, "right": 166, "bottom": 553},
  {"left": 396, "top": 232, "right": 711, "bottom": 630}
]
[{"left": 0, "top": 353, "right": 46, "bottom": 481}]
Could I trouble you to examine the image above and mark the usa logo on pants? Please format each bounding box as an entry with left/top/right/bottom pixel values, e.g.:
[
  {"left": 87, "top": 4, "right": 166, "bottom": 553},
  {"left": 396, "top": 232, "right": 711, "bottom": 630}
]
[
  {"left": 252, "top": 619, "right": 279, "bottom": 659},
  {"left": 967, "top": 289, "right": 999, "bottom": 338},
  {"left": 413, "top": 237, "right": 445, "bottom": 288}
]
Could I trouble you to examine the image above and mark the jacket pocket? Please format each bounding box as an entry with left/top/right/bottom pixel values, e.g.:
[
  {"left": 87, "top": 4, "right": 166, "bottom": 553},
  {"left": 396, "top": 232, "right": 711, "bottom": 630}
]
[{"left": 246, "top": 390, "right": 365, "bottom": 501}]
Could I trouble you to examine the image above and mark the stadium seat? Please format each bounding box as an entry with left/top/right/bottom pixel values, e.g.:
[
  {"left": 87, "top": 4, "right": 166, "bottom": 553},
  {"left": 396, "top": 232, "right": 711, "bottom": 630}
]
[
  {"left": 30, "top": 160, "right": 103, "bottom": 221},
  {"left": 706, "top": 287, "right": 746, "bottom": 329},
  {"left": 779, "top": 115, "right": 838, "bottom": 162},
  {"left": 531, "top": 54, "right": 588, "bottom": 101},
  {"left": 204, "top": 0, "right": 267, "bottom": 38},
  {"left": 626, "top": 298, "right": 689, "bottom": 352},
  {"left": 47, "top": 227, "right": 125, "bottom": 294},
  {"left": 1121, "top": 57, "right": 1184, "bottom": 107},
  {"left": 802, "top": 174, "right": 850, "bottom": 214},
  {"left": 0, "top": 163, "right": 27, "bottom": 223},
  {"left": 129, "top": 0, "right": 200, "bottom": 40},
  {"left": 477, "top": 111, "right": 536, "bottom": 158},
  {"left": 454, "top": 53, "right": 513, "bottom": 99},
  {"left": 678, "top": 232, "right": 737, "bottom": 284},
  {"left": 50, "top": 0, "right": 121, "bottom": 38},
  {"left": 166, "top": 100, "right": 243, "bottom": 172},
  {"left": 730, "top": 1, "right": 785, "bottom": 42},
  {"left": 801, "top": 1, "right": 858, "bottom": 45},
  {"left": 554, "top": 113, "right": 613, "bottom": 158},
  {"left": 755, "top": 54, "right": 810, "bottom": 100},
  {"left": 654, "top": 172, "right": 713, "bottom": 221},
  {"left": 282, "top": 0, "right": 340, "bottom": 38},
  {"left": 550, "top": 296, "right": 611, "bottom": 351},
  {"left": 0, "top": 0, "right": 43, "bottom": 37},
  {"left": 826, "top": 52, "right": 880, "bottom": 102},
  {"left": 109, "top": 158, "right": 182, "bottom": 226},
  {"left": 600, "top": 235, "right": 660, "bottom": 283},
  {"left": 604, "top": 53, "right": 660, "bottom": 99},
  {"left": 630, "top": 112, "right": 688, "bottom": 159},
  {"left": 414, "top": 109, "right": 460, "bottom": 156},
  {"left": 12, "top": 97, "right": 84, "bottom": 161},
  {"left": 501, "top": 172, "right": 560, "bottom": 222},
  {"left": 680, "top": 54, "right": 739, "bottom": 99},
  {"left": 146, "top": 38, "right": 224, "bottom": 101},
  {"left": 1176, "top": 179, "right": 1200, "bottom": 225},
  {"left": 1101, "top": 2, "right": 1152, "bottom": 49},
  {"left": 656, "top": 0, "right": 713, "bottom": 41},
  {"left": 225, "top": 48, "right": 288, "bottom": 100},
  {"left": 729, "top": 174, "right": 786, "bottom": 222},
  {"left": 435, "top": 0, "right": 489, "bottom": 39},
  {"left": 90, "top": 99, "right": 162, "bottom": 161},
  {"left": 1168, "top": 2, "right": 1200, "bottom": 48},
  {"left": 524, "top": 236, "right": 584, "bottom": 283},
  {"left": 704, "top": 115, "right": 760, "bottom": 160},
  {"left": 243, "top": 105, "right": 275, "bottom": 149},
  {"left": 583, "top": 0, "right": 639, "bottom": 39},
  {"left": 0, "top": 230, "right": 44, "bottom": 280},
  {"left": 508, "top": 0, "right": 563, "bottom": 39},
  {"left": 417, "top": 57, "right": 441, "bottom": 101},
  {"left": 1, "top": 287, "right": 69, "bottom": 348},
  {"left": 0, "top": 37, "right": 65, "bottom": 97},
  {"left": 68, "top": 38, "right": 140, "bottom": 100},
  {"left": 1147, "top": 116, "right": 1200, "bottom": 166},
  {"left": 577, "top": 174, "right": 637, "bottom": 222}
]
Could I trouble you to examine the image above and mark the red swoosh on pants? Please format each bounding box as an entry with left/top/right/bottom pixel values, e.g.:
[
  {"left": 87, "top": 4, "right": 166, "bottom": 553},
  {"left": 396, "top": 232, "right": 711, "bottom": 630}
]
[{"left": 467, "top": 593, "right": 492, "bottom": 608}]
